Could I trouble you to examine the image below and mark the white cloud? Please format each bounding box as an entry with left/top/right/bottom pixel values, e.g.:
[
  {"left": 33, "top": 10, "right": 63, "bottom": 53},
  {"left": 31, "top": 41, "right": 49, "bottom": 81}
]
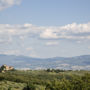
[
  {"left": 45, "top": 41, "right": 59, "bottom": 46},
  {"left": 0, "top": 35, "right": 12, "bottom": 44},
  {"left": 76, "top": 41, "right": 81, "bottom": 44},
  {"left": 26, "top": 47, "right": 33, "bottom": 51},
  {"left": 40, "top": 22, "right": 90, "bottom": 40},
  {"left": 0, "top": 50, "right": 20, "bottom": 55},
  {"left": 0, "top": 22, "right": 90, "bottom": 45},
  {"left": 19, "top": 35, "right": 26, "bottom": 40},
  {"left": 40, "top": 29, "right": 59, "bottom": 39},
  {"left": 88, "top": 46, "right": 90, "bottom": 49},
  {"left": 0, "top": 0, "right": 22, "bottom": 11},
  {"left": 0, "top": 22, "right": 90, "bottom": 57}
]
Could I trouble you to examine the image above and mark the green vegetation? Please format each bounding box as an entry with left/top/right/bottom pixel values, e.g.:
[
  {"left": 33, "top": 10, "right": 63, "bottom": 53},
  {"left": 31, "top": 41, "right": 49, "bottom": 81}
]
[{"left": 0, "top": 69, "right": 90, "bottom": 90}]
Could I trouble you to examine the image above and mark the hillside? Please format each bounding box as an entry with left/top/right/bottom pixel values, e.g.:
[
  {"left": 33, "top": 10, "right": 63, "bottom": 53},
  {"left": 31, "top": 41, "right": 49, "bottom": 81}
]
[
  {"left": 0, "top": 70, "right": 90, "bottom": 90},
  {"left": 0, "top": 54, "right": 90, "bottom": 70}
]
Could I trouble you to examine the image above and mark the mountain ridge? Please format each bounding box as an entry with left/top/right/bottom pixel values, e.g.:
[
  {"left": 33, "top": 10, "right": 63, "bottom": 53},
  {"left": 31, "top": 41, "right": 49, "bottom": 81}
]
[{"left": 0, "top": 54, "right": 90, "bottom": 70}]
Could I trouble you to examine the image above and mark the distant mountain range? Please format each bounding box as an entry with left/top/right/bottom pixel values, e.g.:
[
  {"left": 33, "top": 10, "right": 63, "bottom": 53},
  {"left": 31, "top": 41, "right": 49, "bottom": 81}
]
[{"left": 0, "top": 54, "right": 90, "bottom": 70}]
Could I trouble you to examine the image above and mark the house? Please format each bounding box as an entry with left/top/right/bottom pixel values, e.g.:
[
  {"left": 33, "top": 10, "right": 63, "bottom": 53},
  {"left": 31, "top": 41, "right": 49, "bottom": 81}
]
[{"left": 0, "top": 65, "right": 14, "bottom": 73}]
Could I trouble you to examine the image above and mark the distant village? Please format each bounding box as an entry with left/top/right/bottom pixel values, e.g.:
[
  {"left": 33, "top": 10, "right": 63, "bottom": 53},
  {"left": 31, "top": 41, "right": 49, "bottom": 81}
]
[{"left": 0, "top": 65, "right": 14, "bottom": 73}]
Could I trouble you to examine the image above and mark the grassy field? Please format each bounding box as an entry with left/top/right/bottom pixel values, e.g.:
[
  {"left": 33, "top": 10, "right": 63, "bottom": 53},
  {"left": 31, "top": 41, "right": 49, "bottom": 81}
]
[
  {"left": 0, "top": 81, "right": 26, "bottom": 90},
  {"left": 0, "top": 70, "right": 90, "bottom": 90}
]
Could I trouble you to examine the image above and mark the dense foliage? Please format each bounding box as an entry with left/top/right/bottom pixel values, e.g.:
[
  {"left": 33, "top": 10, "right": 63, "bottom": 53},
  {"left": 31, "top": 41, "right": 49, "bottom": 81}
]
[{"left": 0, "top": 70, "right": 90, "bottom": 90}]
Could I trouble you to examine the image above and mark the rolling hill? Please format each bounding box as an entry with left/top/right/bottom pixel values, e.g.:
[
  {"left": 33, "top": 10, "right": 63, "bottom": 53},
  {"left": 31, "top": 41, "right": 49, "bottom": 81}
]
[{"left": 0, "top": 54, "right": 90, "bottom": 70}]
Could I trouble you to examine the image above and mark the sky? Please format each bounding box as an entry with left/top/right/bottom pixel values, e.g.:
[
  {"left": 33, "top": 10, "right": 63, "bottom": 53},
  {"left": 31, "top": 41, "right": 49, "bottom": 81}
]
[{"left": 0, "top": 0, "right": 90, "bottom": 58}]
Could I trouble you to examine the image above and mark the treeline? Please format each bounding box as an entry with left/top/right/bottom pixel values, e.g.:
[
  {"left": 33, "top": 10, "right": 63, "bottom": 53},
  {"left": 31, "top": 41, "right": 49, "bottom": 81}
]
[
  {"left": 46, "top": 68, "right": 71, "bottom": 73},
  {"left": 0, "top": 70, "right": 90, "bottom": 90}
]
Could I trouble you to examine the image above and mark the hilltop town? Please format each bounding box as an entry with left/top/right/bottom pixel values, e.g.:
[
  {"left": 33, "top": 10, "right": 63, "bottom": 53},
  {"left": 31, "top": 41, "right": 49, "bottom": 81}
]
[{"left": 0, "top": 65, "right": 14, "bottom": 73}]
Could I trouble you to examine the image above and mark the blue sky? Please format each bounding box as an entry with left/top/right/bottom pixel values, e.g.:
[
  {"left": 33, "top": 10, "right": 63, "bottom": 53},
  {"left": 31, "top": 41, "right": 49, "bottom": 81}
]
[
  {"left": 0, "top": 0, "right": 90, "bottom": 25},
  {"left": 0, "top": 0, "right": 90, "bottom": 58}
]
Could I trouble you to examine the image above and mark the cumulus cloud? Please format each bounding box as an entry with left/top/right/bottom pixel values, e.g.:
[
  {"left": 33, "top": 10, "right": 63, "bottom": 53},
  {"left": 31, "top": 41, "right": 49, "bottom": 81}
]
[
  {"left": 0, "top": 22, "right": 90, "bottom": 44},
  {"left": 40, "top": 29, "right": 59, "bottom": 39},
  {"left": 40, "top": 22, "right": 90, "bottom": 40},
  {"left": 0, "top": 0, "right": 22, "bottom": 11},
  {"left": 0, "top": 22, "right": 90, "bottom": 57}
]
